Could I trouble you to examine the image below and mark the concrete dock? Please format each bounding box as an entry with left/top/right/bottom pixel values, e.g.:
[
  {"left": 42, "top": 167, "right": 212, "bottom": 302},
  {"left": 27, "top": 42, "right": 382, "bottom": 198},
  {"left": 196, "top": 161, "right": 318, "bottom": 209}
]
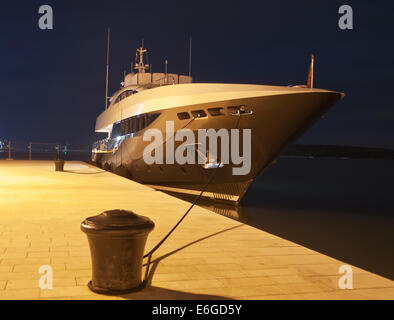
[{"left": 0, "top": 160, "right": 393, "bottom": 300}]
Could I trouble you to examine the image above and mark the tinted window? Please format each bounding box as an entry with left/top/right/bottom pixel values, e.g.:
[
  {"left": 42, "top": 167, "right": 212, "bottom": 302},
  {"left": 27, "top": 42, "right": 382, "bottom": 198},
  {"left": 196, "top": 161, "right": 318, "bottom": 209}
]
[
  {"left": 114, "top": 90, "right": 138, "bottom": 104},
  {"left": 148, "top": 113, "right": 160, "bottom": 125},
  {"left": 227, "top": 106, "right": 239, "bottom": 114},
  {"left": 111, "top": 122, "right": 121, "bottom": 138},
  {"left": 208, "top": 108, "right": 224, "bottom": 116},
  {"left": 119, "top": 112, "right": 160, "bottom": 135},
  {"left": 134, "top": 117, "right": 139, "bottom": 132},
  {"left": 140, "top": 116, "right": 146, "bottom": 130},
  {"left": 228, "top": 105, "right": 252, "bottom": 114},
  {"left": 177, "top": 112, "right": 191, "bottom": 120},
  {"left": 191, "top": 110, "right": 207, "bottom": 118},
  {"left": 126, "top": 90, "right": 137, "bottom": 97}
]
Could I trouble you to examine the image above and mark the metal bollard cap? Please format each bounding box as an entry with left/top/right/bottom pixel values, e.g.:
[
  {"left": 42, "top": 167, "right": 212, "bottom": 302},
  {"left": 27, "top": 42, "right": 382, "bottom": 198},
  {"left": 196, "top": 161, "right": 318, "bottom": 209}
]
[{"left": 81, "top": 209, "right": 154, "bottom": 233}]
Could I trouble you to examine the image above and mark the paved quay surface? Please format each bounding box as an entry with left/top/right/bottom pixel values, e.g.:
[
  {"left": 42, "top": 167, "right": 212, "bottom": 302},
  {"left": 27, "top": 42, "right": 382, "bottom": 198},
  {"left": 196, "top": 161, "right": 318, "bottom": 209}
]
[{"left": 0, "top": 160, "right": 393, "bottom": 300}]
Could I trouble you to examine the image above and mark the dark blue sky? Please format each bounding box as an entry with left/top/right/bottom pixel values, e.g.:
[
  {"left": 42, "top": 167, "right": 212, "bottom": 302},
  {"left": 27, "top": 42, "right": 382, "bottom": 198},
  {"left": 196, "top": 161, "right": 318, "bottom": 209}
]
[{"left": 1, "top": 0, "right": 393, "bottom": 148}]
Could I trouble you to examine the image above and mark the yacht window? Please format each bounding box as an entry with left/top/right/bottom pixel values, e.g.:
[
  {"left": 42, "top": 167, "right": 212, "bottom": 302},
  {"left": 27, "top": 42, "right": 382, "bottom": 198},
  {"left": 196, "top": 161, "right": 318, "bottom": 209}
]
[
  {"left": 148, "top": 113, "right": 160, "bottom": 125},
  {"left": 191, "top": 110, "right": 207, "bottom": 118},
  {"left": 114, "top": 89, "right": 138, "bottom": 104},
  {"left": 140, "top": 115, "right": 146, "bottom": 130},
  {"left": 124, "top": 118, "right": 129, "bottom": 134},
  {"left": 120, "top": 119, "right": 129, "bottom": 135},
  {"left": 177, "top": 112, "right": 191, "bottom": 120},
  {"left": 120, "top": 120, "right": 125, "bottom": 135},
  {"left": 133, "top": 117, "right": 139, "bottom": 132},
  {"left": 228, "top": 105, "right": 252, "bottom": 115},
  {"left": 208, "top": 108, "right": 224, "bottom": 116},
  {"left": 228, "top": 106, "right": 239, "bottom": 114},
  {"left": 126, "top": 90, "right": 137, "bottom": 97},
  {"left": 118, "top": 112, "right": 161, "bottom": 136},
  {"left": 111, "top": 122, "right": 121, "bottom": 138}
]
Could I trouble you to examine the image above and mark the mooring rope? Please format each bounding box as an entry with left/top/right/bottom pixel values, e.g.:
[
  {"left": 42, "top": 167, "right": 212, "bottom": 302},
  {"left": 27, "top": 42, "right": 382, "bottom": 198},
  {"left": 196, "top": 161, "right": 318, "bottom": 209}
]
[{"left": 141, "top": 112, "right": 243, "bottom": 286}]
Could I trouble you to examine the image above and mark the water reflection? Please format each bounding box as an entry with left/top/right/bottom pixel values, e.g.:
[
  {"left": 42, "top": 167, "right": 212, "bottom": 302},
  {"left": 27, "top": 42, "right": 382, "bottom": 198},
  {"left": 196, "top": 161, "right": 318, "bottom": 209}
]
[{"left": 164, "top": 158, "right": 394, "bottom": 281}]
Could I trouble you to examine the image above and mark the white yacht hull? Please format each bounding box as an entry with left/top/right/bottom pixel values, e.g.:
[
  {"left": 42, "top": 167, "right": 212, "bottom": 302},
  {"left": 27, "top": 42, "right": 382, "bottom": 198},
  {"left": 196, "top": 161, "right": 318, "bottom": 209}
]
[{"left": 93, "top": 87, "right": 343, "bottom": 204}]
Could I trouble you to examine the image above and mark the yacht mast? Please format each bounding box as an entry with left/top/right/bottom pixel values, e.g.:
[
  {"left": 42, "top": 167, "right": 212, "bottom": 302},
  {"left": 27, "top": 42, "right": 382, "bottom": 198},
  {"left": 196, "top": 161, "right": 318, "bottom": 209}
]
[
  {"left": 105, "top": 28, "right": 110, "bottom": 110},
  {"left": 188, "top": 36, "right": 192, "bottom": 77}
]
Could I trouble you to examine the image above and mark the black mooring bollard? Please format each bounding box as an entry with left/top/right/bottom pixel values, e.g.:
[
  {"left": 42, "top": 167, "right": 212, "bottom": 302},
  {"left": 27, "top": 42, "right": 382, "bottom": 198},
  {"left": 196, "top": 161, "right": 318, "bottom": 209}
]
[
  {"left": 80, "top": 209, "right": 154, "bottom": 294},
  {"left": 54, "top": 159, "right": 64, "bottom": 171}
]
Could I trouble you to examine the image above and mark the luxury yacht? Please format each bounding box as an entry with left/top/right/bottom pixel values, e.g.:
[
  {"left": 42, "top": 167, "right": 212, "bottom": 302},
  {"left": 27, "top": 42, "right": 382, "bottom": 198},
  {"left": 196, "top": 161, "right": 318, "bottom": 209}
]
[{"left": 92, "top": 44, "right": 344, "bottom": 204}]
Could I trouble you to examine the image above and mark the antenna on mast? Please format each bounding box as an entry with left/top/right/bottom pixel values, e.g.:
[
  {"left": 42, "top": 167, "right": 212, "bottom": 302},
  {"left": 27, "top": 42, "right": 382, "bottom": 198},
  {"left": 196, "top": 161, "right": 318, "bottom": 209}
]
[
  {"left": 188, "top": 36, "right": 192, "bottom": 77},
  {"left": 134, "top": 40, "right": 149, "bottom": 73},
  {"left": 105, "top": 27, "right": 110, "bottom": 110},
  {"left": 307, "top": 54, "right": 315, "bottom": 88}
]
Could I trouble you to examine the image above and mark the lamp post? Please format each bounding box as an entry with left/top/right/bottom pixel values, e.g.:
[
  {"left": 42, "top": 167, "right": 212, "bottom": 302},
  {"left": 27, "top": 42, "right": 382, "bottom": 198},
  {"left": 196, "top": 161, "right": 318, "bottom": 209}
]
[{"left": 7, "top": 141, "right": 12, "bottom": 160}]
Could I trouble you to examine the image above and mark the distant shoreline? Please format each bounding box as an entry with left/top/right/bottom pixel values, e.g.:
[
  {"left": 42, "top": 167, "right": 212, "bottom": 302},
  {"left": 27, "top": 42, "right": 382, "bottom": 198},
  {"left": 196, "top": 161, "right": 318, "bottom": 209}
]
[
  {"left": 282, "top": 144, "right": 394, "bottom": 160},
  {"left": 1, "top": 144, "right": 394, "bottom": 161}
]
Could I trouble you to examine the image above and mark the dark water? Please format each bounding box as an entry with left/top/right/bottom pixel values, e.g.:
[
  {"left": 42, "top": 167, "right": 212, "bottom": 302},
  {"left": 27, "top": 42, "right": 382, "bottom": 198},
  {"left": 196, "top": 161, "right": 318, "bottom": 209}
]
[{"left": 170, "top": 157, "right": 394, "bottom": 281}]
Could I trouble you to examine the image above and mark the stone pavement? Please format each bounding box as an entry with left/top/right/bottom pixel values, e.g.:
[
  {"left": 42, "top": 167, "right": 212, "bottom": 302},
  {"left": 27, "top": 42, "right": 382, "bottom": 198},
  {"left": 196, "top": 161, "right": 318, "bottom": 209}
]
[{"left": 0, "top": 160, "right": 393, "bottom": 300}]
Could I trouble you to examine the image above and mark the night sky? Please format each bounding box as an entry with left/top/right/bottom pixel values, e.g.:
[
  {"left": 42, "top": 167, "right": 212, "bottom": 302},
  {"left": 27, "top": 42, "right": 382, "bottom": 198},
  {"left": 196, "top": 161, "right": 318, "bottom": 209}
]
[{"left": 1, "top": 0, "right": 393, "bottom": 149}]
